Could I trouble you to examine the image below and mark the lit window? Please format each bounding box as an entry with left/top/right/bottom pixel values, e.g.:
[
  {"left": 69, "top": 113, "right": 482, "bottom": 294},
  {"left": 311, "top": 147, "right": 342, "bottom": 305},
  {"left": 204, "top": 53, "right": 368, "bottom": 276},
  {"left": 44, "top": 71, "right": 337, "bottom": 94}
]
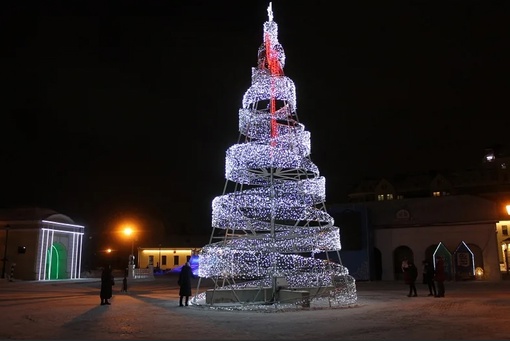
[
  {"left": 433, "top": 191, "right": 440, "bottom": 197},
  {"left": 377, "top": 194, "right": 385, "bottom": 201},
  {"left": 174, "top": 255, "right": 179, "bottom": 265},
  {"left": 386, "top": 194, "right": 393, "bottom": 200},
  {"left": 503, "top": 225, "right": 508, "bottom": 236}
]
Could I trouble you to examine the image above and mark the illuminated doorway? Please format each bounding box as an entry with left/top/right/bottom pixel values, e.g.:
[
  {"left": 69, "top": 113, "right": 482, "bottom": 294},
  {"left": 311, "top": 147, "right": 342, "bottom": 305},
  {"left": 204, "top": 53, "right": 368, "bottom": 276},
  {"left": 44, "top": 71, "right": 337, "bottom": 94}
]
[{"left": 46, "top": 243, "right": 68, "bottom": 280}]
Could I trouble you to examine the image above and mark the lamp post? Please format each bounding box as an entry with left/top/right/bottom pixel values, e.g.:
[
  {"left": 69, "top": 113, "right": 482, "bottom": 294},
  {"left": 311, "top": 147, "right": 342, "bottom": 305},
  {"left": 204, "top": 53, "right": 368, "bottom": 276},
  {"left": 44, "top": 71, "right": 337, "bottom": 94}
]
[
  {"left": 123, "top": 227, "right": 135, "bottom": 279},
  {"left": 158, "top": 244, "right": 161, "bottom": 269},
  {"left": 507, "top": 247, "right": 509, "bottom": 276},
  {"left": 505, "top": 204, "right": 510, "bottom": 276},
  {"left": 123, "top": 227, "right": 135, "bottom": 257},
  {"left": 1, "top": 225, "right": 10, "bottom": 279},
  {"left": 503, "top": 238, "right": 510, "bottom": 276}
]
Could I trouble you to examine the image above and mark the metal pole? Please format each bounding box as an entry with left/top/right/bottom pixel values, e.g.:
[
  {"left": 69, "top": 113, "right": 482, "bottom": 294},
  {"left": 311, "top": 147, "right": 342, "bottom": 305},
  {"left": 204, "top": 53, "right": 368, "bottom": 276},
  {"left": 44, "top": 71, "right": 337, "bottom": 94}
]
[
  {"left": 506, "top": 247, "right": 509, "bottom": 275},
  {"left": 2, "top": 226, "right": 10, "bottom": 279},
  {"left": 128, "top": 238, "right": 135, "bottom": 280}
]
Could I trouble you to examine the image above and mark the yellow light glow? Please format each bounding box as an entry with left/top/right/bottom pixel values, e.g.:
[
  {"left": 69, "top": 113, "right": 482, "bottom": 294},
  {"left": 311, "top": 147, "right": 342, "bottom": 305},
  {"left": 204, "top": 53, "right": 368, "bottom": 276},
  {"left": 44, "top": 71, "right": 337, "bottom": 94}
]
[
  {"left": 475, "top": 267, "right": 484, "bottom": 279},
  {"left": 506, "top": 205, "right": 510, "bottom": 216},
  {"left": 141, "top": 249, "right": 194, "bottom": 254},
  {"left": 124, "top": 227, "right": 133, "bottom": 236},
  {"left": 107, "top": 249, "right": 112, "bottom": 253}
]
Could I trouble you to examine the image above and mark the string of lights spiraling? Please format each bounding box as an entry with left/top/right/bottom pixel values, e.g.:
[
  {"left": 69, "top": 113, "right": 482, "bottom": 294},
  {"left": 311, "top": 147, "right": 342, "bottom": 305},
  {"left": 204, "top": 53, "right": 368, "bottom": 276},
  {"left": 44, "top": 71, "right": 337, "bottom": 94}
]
[{"left": 194, "top": 3, "right": 357, "bottom": 308}]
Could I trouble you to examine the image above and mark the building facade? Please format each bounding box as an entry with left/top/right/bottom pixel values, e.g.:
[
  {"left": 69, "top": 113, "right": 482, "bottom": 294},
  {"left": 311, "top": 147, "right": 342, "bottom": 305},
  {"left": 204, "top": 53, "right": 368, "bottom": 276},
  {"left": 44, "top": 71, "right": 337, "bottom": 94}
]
[
  {"left": 137, "top": 247, "right": 200, "bottom": 271},
  {"left": 0, "top": 207, "right": 84, "bottom": 281},
  {"left": 331, "top": 152, "right": 510, "bottom": 282}
]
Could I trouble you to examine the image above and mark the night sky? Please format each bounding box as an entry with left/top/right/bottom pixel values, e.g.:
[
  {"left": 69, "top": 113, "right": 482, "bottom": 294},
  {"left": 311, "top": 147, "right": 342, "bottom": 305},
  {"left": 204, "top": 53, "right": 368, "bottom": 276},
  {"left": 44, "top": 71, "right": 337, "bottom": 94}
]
[{"left": 2, "top": 1, "right": 509, "bottom": 243}]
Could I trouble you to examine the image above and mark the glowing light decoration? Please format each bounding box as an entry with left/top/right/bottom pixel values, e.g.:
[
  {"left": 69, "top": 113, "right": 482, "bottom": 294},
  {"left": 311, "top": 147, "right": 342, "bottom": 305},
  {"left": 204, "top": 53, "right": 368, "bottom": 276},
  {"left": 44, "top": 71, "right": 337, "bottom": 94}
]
[
  {"left": 193, "top": 3, "right": 357, "bottom": 310},
  {"left": 38, "top": 224, "right": 84, "bottom": 281}
]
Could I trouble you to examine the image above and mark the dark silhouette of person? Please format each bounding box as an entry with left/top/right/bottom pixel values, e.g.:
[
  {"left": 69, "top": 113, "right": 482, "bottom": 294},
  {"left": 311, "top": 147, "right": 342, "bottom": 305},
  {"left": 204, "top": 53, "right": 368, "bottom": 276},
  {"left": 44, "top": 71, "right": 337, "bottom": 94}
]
[
  {"left": 404, "top": 261, "right": 418, "bottom": 297},
  {"left": 422, "top": 260, "right": 437, "bottom": 297},
  {"left": 122, "top": 275, "right": 128, "bottom": 293},
  {"left": 401, "top": 256, "right": 409, "bottom": 272},
  {"left": 100, "top": 264, "right": 114, "bottom": 305},
  {"left": 434, "top": 256, "right": 446, "bottom": 297},
  {"left": 178, "top": 262, "right": 193, "bottom": 306}
]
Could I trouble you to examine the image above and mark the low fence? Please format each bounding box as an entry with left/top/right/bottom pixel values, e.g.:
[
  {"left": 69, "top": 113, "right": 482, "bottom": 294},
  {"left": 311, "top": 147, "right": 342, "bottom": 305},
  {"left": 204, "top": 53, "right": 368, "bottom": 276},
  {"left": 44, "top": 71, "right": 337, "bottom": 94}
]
[{"left": 133, "top": 268, "right": 154, "bottom": 280}]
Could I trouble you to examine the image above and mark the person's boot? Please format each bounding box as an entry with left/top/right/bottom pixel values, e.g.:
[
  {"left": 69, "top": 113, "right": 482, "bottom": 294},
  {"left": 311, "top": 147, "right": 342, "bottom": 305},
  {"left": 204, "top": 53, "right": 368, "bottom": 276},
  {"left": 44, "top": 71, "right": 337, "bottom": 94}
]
[
  {"left": 185, "top": 297, "right": 189, "bottom": 306},
  {"left": 179, "top": 297, "right": 184, "bottom": 307},
  {"left": 101, "top": 299, "right": 106, "bottom": 305},
  {"left": 105, "top": 300, "right": 111, "bottom": 305}
]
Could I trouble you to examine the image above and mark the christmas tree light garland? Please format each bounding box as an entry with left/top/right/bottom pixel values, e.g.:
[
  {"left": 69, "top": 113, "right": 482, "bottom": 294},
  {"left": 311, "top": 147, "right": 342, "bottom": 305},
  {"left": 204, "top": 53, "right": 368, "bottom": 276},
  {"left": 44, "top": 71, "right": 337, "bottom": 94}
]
[{"left": 193, "top": 3, "right": 357, "bottom": 310}]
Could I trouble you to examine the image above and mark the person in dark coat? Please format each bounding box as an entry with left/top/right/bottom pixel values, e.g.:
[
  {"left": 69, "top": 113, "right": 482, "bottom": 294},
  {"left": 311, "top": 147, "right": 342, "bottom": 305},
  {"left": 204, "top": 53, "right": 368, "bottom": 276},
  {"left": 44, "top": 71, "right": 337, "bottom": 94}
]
[
  {"left": 422, "top": 260, "right": 437, "bottom": 297},
  {"left": 121, "top": 275, "right": 128, "bottom": 293},
  {"left": 100, "top": 264, "right": 114, "bottom": 305},
  {"left": 404, "top": 261, "right": 418, "bottom": 297},
  {"left": 178, "top": 262, "right": 193, "bottom": 306},
  {"left": 434, "top": 256, "right": 446, "bottom": 297}
]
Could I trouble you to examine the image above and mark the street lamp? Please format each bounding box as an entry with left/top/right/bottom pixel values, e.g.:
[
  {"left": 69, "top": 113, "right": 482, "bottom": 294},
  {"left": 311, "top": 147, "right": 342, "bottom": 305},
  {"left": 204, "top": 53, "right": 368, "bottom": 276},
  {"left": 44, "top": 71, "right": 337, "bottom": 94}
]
[
  {"left": 123, "top": 227, "right": 136, "bottom": 279},
  {"left": 1, "top": 225, "right": 10, "bottom": 279},
  {"left": 123, "top": 227, "right": 135, "bottom": 260},
  {"left": 158, "top": 244, "right": 161, "bottom": 269},
  {"left": 503, "top": 238, "right": 510, "bottom": 275}
]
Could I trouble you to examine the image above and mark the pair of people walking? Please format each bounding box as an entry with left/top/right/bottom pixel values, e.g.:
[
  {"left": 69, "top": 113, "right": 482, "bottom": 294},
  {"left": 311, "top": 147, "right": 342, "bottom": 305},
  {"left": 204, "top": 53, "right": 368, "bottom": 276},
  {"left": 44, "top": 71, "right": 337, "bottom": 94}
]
[{"left": 404, "top": 257, "right": 446, "bottom": 298}]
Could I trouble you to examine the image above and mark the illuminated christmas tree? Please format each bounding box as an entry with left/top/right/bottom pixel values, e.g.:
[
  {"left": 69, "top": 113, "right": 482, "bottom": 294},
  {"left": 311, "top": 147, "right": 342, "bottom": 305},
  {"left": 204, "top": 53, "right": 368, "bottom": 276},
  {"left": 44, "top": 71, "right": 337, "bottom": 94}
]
[{"left": 193, "top": 3, "right": 357, "bottom": 309}]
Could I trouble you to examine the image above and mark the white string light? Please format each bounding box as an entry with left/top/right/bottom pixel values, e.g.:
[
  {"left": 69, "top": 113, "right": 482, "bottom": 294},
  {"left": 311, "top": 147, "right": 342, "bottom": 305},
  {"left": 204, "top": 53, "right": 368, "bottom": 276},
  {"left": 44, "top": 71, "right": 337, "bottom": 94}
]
[{"left": 194, "top": 5, "right": 357, "bottom": 309}]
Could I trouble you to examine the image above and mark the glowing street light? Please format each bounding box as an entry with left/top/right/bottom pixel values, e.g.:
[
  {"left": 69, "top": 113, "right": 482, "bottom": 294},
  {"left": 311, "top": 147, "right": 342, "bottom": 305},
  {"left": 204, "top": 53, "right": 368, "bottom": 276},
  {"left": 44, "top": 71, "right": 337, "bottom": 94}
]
[
  {"left": 123, "top": 227, "right": 135, "bottom": 259},
  {"left": 123, "top": 226, "right": 137, "bottom": 280}
]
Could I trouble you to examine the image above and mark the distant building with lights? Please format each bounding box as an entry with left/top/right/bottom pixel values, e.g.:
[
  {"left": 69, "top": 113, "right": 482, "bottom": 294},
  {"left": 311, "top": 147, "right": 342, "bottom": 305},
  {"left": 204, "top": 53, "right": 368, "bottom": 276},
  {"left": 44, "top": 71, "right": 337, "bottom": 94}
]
[
  {"left": 0, "top": 207, "right": 84, "bottom": 281},
  {"left": 136, "top": 246, "right": 200, "bottom": 271},
  {"left": 332, "top": 149, "right": 510, "bottom": 282}
]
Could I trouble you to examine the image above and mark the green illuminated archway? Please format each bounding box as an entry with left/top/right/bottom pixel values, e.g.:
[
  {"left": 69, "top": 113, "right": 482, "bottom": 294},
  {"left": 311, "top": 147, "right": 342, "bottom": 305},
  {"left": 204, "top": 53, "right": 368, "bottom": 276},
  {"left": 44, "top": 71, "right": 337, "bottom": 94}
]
[{"left": 45, "top": 243, "right": 68, "bottom": 280}]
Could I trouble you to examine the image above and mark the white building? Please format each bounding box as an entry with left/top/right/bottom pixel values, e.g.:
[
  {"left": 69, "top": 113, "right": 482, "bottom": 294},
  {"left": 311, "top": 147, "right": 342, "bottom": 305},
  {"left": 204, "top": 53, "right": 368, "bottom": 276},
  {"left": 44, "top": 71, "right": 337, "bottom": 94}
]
[{"left": 0, "top": 207, "right": 84, "bottom": 281}]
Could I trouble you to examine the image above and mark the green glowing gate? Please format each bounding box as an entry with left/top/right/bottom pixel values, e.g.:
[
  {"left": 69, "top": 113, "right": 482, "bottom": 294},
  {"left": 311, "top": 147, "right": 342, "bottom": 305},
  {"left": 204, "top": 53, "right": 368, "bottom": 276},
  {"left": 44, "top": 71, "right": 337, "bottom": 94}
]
[{"left": 45, "top": 243, "right": 68, "bottom": 280}]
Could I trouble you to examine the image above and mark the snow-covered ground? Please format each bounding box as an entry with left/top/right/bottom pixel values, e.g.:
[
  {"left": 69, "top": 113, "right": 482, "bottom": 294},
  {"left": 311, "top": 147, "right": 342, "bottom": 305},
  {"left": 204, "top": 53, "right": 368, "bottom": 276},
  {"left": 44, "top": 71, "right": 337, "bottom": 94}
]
[{"left": 1, "top": 274, "right": 509, "bottom": 340}]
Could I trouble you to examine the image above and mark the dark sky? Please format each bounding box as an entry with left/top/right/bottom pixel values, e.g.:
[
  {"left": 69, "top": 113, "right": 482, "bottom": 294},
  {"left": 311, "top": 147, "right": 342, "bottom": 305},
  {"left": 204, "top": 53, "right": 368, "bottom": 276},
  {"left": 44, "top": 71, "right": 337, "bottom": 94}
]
[{"left": 2, "top": 1, "right": 509, "bottom": 239}]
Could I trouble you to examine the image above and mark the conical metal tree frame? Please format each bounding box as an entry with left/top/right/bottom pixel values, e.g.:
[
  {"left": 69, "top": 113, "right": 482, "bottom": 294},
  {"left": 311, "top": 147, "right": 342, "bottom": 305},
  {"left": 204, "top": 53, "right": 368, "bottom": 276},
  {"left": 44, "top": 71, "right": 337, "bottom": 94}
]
[{"left": 192, "top": 3, "right": 357, "bottom": 311}]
